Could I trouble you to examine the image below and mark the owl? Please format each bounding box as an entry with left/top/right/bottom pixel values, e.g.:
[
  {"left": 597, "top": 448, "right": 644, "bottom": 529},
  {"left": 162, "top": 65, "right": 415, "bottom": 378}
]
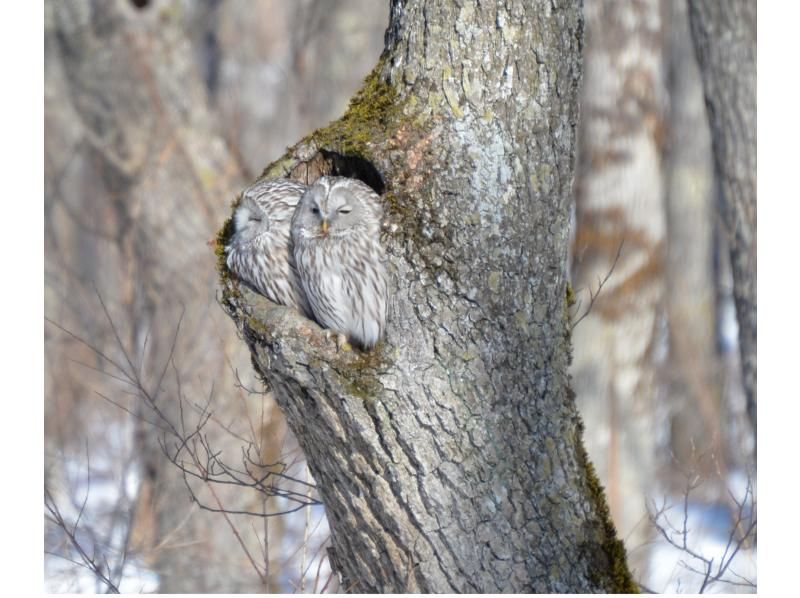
[
  {"left": 225, "top": 178, "right": 313, "bottom": 318},
  {"left": 291, "top": 176, "right": 388, "bottom": 349}
]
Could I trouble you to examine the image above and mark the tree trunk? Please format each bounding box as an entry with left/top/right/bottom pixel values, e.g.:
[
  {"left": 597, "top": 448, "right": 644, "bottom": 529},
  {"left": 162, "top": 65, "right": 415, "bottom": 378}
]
[
  {"left": 46, "top": 0, "right": 267, "bottom": 591},
  {"left": 663, "top": 0, "right": 721, "bottom": 478},
  {"left": 570, "top": 0, "right": 667, "bottom": 574},
  {"left": 687, "top": 0, "right": 757, "bottom": 441},
  {"left": 220, "top": 0, "right": 636, "bottom": 592}
]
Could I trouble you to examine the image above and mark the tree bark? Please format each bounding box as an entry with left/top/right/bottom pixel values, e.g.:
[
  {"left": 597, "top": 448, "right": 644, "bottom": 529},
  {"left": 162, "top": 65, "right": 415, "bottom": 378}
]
[
  {"left": 687, "top": 0, "right": 757, "bottom": 441},
  {"left": 220, "top": 0, "right": 636, "bottom": 593}
]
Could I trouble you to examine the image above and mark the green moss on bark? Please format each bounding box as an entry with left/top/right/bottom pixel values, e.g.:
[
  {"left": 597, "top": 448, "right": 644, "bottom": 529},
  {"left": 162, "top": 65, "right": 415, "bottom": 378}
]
[
  {"left": 216, "top": 194, "right": 243, "bottom": 306},
  {"left": 573, "top": 412, "right": 639, "bottom": 593}
]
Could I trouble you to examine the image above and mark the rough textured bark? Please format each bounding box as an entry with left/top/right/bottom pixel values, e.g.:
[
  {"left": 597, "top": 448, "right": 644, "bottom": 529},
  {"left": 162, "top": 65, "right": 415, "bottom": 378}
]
[
  {"left": 570, "top": 0, "right": 667, "bottom": 574},
  {"left": 220, "top": 0, "right": 636, "bottom": 593},
  {"left": 687, "top": 0, "right": 757, "bottom": 440}
]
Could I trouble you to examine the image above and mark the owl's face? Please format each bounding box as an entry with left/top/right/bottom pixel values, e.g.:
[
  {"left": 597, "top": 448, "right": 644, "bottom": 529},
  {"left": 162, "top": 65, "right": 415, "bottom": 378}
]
[
  {"left": 294, "top": 179, "right": 364, "bottom": 239},
  {"left": 231, "top": 197, "right": 268, "bottom": 244}
]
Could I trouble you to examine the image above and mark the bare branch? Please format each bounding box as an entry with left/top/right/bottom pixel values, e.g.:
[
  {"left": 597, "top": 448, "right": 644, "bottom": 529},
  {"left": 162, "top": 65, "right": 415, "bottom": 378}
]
[
  {"left": 45, "top": 487, "right": 121, "bottom": 594},
  {"left": 205, "top": 482, "right": 267, "bottom": 586},
  {"left": 571, "top": 240, "right": 624, "bottom": 329},
  {"left": 647, "top": 468, "right": 756, "bottom": 593}
]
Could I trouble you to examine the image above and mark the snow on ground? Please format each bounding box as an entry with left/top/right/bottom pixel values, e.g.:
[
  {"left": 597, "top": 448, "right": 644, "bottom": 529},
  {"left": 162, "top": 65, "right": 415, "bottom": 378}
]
[
  {"left": 44, "top": 418, "right": 160, "bottom": 592},
  {"left": 644, "top": 472, "right": 756, "bottom": 593}
]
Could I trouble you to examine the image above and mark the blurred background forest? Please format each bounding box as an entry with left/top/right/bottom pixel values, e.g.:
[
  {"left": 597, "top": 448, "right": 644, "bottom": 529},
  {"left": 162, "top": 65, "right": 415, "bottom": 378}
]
[{"left": 44, "top": 0, "right": 756, "bottom": 593}]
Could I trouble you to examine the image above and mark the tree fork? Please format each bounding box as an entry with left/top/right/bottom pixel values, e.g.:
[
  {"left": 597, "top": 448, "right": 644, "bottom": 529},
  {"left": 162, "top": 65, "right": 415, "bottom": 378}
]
[{"left": 218, "top": 0, "right": 636, "bottom": 592}]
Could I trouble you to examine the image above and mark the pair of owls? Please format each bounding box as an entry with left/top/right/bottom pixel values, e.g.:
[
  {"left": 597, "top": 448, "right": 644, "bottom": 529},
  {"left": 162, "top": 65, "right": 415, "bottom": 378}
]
[{"left": 225, "top": 176, "right": 388, "bottom": 350}]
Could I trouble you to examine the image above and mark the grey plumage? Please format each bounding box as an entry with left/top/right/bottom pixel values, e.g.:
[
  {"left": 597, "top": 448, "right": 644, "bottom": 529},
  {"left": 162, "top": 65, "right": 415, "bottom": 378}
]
[
  {"left": 225, "top": 176, "right": 388, "bottom": 350},
  {"left": 225, "top": 178, "right": 312, "bottom": 317},
  {"left": 291, "top": 176, "right": 388, "bottom": 349}
]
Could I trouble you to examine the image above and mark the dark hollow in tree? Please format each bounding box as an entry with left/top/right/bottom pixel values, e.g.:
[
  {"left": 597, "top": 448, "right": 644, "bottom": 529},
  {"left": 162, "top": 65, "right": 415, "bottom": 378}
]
[{"left": 218, "top": 0, "right": 636, "bottom": 592}]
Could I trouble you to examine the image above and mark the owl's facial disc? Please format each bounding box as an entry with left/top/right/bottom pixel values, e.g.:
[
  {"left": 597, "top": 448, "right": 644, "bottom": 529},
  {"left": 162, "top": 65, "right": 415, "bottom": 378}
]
[
  {"left": 233, "top": 200, "right": 266, "bottom": 242},
  {"left": 300, "top": 181, "right": 359, "bottom": 238},
  {"left": 233, "top": 204, "right": 252, "bottom": 232}
]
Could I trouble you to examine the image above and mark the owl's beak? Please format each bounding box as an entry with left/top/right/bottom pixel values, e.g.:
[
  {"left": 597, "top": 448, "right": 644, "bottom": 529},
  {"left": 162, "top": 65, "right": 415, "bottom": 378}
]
[{"left": 320, "top": 219, "right": 329, "bottom": 235}]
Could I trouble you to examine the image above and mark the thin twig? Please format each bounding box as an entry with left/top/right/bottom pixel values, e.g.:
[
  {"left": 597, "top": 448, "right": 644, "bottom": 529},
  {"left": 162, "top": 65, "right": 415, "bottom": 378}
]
[
  {"left": 205, "top": 482, "right": 266, "bottom": 586},
  {"left": 647, "top": 467, "right": 756, "bottom": 593},
  {"left": 571, "top": 240, "right": 624, "bottom": 328},
  {"left": 45, "top": 488, "right": 121, "bottom": 594}
]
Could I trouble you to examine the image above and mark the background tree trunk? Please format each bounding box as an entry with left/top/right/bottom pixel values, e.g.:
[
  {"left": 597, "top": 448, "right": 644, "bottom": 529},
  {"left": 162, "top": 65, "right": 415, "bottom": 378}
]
[
  {"left": 687, "top": 0, "right": 757, "bottom": 441},
  {"left": 663, "top": 0, "right": 721, "bottom": 483},
  {"left": 220, "top": 0, "right": 636, "bottom": 592},
  {"left": 570, "top": 0, "right": 667, "bottom": 575},
  {"left": 46, "top": 1, "right": 264, "bottom": 591}
]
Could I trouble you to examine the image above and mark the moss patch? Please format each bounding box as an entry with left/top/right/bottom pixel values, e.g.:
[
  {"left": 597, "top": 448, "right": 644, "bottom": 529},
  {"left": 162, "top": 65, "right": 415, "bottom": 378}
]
[
  {"left": 215, "top": 192, "right": 245, "bottom": 310},
  {"left": 334, "top": 341, "right": 391, "bottom": 403},
  {"left": 574, "top": 412, "right": 638, "bottom": 593},
  {"left": 565, "top": 282, "right": 577, "bottom": 309}
]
